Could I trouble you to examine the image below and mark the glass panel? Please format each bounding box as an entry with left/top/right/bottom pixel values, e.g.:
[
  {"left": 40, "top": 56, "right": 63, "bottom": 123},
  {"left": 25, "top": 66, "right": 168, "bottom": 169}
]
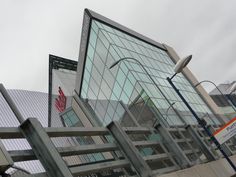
[{"left": 80, "top": 19, "right": 220, "bottom": 126}]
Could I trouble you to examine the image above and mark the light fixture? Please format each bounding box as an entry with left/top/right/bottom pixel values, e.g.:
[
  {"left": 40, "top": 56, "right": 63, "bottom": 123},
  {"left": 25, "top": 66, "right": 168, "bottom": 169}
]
[
  {"left": 174, "top": 55, "right": 192, "bottom": 73},
  {"left": 170, "top": 55, "right": 192, "bottom": 80}
]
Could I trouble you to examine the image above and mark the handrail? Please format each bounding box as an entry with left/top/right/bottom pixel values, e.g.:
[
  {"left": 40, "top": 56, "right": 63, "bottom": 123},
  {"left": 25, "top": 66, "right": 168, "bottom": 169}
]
[
  {"left": 0, "top": 126, "right": 155, "bottom": 139},
  {"left": 0, "top": 122, "right": 178, "bottom": 177}
]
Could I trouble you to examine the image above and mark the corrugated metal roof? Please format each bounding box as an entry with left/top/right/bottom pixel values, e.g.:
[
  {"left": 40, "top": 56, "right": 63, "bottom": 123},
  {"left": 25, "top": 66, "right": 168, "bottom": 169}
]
[{"left": 0, "top": 89, "right": 77, "bottom": 174}]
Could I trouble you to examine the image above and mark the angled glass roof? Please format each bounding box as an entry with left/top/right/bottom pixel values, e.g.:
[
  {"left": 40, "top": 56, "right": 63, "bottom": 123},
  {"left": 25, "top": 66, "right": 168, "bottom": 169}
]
[{"left": 75, "top": 9, "right": 220, "bottom": 126}]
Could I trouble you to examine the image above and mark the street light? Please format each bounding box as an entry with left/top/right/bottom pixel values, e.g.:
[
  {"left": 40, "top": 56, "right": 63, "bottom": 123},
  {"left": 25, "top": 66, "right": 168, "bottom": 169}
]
[
  {"left": 194, "top": 80, "right": 236, "bottom": 112},
  {"left": 169, "top": 55, "right": 192, "bottom": 80},
  {"left": 166, "top": 55, "right": 236, "bottom": 172},
  {"left": 109, "top": 57, "right": 186, "bottom": 126}
]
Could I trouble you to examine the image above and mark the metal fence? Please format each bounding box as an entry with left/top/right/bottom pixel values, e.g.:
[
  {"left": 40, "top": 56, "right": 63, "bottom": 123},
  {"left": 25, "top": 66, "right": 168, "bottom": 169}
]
[{"left": 0, "top": 84, "right": 236, "bottom": 177}]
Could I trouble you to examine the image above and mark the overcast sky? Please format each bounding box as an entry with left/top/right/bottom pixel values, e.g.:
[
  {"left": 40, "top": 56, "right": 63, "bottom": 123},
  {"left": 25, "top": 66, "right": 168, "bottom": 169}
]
[{"left": 0, "top": 0, "right": 236, "bottom": 92}]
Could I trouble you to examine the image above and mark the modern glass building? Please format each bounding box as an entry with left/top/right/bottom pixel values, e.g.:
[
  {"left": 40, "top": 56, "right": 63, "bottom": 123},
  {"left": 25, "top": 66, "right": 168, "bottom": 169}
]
[
  {"left": 74, "top": 9, "right": 222, "bottom": 128},
  {"left": 1, "top": 9, "right": 236, "bottom": 177},
  {"left": 45, "top": 9, "right": 236, "bottom": 175}
]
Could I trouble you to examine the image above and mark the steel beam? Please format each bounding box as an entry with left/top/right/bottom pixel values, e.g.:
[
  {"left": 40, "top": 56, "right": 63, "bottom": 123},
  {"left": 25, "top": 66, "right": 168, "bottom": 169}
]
[
  {"left": 0, "top": 127, "right": 154, "bottom": 139},
  {"left": 0, "top": 84, "right": 24, "bottom": 123},
  {"left": 70, "top": 159, "right": 130, "bottom": 176},
  {"left": 107, "top": 121, "right": 153, "bottom": 177},
  {"left": 0, "top": 127, "right": 22, "bottom": 139},
  {"left": 19, "top": 118, "right": 73, "bottom": 177},
  {"left": 9, "top": 141, "right": 170, "bottom": 162},
  {"left": 143, "top": 154, "right": 169, "bottom": 163},
  {"left": 0, "top": 127, "right": 109, "bottom": 139},
  {"left": 45, "top": 127, "right": 108, "bottom": 137},
  {"left": 9, "top": 143, "right": 118, "bottom": 162},
  {"left": 123, "top": 127, "right": 154, "bottom": 134},
  {"left": 18, "top": 172, "right": 48, "bottom": 177},
  {"left": 0, "top": 139, "right": 13, "bottom": 173},
  {"left": 133, "top": 140, "right": 161, "bottom": 147}
]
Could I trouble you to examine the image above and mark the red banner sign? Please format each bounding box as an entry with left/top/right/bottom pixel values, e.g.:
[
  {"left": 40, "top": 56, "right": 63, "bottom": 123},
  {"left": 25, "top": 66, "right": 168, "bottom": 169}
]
[{"left": 55, "top": 87, "right": 67, "bottom": 112}]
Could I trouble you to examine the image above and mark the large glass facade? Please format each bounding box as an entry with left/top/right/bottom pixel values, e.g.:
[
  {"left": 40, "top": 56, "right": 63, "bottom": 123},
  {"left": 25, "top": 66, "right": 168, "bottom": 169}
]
[{"left": 80, "top": 19, "right": 220, "bottom": 127}]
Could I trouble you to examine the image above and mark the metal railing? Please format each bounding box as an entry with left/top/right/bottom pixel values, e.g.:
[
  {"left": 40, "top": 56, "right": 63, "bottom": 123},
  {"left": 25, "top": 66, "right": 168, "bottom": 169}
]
[
  {"left": 1, "top": 83, "right": 236, "bottom": 177},
  {"left": 0, "top": 118, "right": 181, "bottom": 177}
]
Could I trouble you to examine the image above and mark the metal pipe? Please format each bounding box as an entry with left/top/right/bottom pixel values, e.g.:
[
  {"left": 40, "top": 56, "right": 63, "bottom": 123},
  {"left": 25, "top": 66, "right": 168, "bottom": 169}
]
[
  {"left": 48, "top": 57, "right": 53, "bottom": 127},
  {"left": 0, "top": 84, "right": 24, "bottom": 124}
]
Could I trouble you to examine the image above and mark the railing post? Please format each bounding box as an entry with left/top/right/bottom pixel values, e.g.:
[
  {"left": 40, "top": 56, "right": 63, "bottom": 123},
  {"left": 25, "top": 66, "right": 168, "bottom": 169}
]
[
  {"left": 155, "top": 124, "right": 191, "bottom": 168},
  {"left": 19, "top": 118, "right": 73, "bottom": 177},
  {"left": 0, "top": 139, "right": 13, "bottom": 174},
  {"left": 0, "top": 84, "right": 24, "bottom": 124},
  {"left": 186, "top": 125, "right": 217, "bottom": 161},
  {"left": 107, "top": 121, "right": 153, "bottom": 177}
]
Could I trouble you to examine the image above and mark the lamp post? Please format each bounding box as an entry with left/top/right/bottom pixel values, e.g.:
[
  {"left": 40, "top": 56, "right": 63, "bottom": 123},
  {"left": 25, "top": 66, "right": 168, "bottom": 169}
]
[
  {"left": 194, "top": 80, "right": 236, "bottom": 112},
  {"left": 109, "top": 57, "right": 186, "bottom": 126},
  {"left": 166, "top": 55, "right": 236, "bottom": 172}
]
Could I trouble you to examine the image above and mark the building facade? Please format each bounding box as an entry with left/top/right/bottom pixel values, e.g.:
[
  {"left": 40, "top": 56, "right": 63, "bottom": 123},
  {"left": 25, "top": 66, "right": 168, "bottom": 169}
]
[
  {"left": 49, "top": 9, "right": 236, "bottom": 174},
  {"left": 1, "top": 8, "right": 235, "bottom": 177},
  {"left": 209, "top": 82, "right": 236, "bottom": 120},
  {"left": 73, "top": 9, "right": 222, "bottom": 128}
]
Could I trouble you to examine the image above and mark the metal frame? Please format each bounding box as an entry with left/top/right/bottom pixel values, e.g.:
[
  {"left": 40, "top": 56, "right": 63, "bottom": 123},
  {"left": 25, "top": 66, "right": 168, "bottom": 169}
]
[
  {"left": 0, "top": 84, "right": 24, "bottom": 124},
  {"left": 0, "top": 119, "right": 183, "bottom": 177},
  {"left": 19, "top": 118, "right": 74, "bottom": 177},
  {"left": 0, "top": 139, "right": 13, "bottom": 173},
  {"left": 107, "top": 121, "right": 153, "bottom": 177},
  {"left": 185, "top": 125, "right": 217, "bottom": 161},
  {"left": 1, "top": 117, "right": 236, "bottom": 177},
  {"left": 155, "top": 123, "right": 191, "bottom": 168}
]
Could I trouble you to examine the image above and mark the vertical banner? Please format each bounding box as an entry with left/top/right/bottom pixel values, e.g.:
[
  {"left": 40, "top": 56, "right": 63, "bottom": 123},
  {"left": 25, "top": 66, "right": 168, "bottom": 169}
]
[{"left": 55, "top": 87, "right": 67, "bottom": 113}]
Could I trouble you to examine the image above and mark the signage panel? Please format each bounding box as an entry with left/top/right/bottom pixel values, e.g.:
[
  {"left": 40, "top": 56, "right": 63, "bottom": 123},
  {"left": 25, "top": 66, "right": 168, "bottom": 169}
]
[{"left": 214, "top": 117, "right": 236, "bottom": 144}]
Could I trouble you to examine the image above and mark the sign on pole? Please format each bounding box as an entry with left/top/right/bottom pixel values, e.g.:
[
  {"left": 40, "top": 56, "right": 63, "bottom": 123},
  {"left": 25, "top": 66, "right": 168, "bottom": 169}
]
[{"left": 214, "top": 117, "right": 236, "bottom": 144}]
